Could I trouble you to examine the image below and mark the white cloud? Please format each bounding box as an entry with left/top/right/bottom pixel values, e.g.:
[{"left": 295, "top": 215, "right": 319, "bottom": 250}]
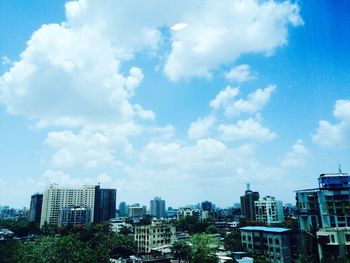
[
  {"left": 218, "top": 118, "right": 277, "bottom": 141},
  {"left": 188, "top": 115, "right": 215, "bottom": 139},
  {"left": 280, "top": 140, "right": 309, "bottom": 168},
  {"left": 225, "top": 85, "right": 276, "bottom": 117},
  {"left": 224, "top": 64, "right": 255, "bottom": 83},
  {"left": 210, "top": 86, "right": 239, "bottom": 109},
  {"left": 164, "top": 0, "right": 302, "bottom": 80},
  {"left": 313, "top": 100, "right": 350, "bottom": 147}
]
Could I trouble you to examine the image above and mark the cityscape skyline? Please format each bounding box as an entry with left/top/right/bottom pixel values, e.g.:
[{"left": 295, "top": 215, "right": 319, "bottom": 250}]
[{"left": 1, "top": 0, "right": 350, "bottom": 208}]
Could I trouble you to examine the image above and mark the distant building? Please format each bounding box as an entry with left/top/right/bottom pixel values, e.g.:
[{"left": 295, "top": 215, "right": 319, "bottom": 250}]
[
  {"left": 128, "top": 204, "right": 146, "bottom": 218},
  {"left": 110, "top": 218, "right": 132, "bottom": 233},
  {"left": 296, "top": 171, "right": 350, "bottom": 261},
  {"left": 150, "top": 197, "right": 166, "bottom": 219},
  {"left": 119, "top": 201, "right": 128, "bottom": 216},
  {"left": 94, "top": 187, "right": 116, "bottom": 222},
  {"left": 29, "top": 193, "right": 43, "bottom": 225},
  {"left": 134, "top": 221, "right": 176, "bottom": 253},
  {"left": 240, "top": 226, "right": 294, "bottom": 263},
  {"left": 240, "top": 183, "right": 259, "bottom": 221},
  {"left": 255, "top": 196, "right": 284, "bottom": 225},
  {"left": 201, "top": 201, "right": 213, "bottom": 212},
  {"left": 59, "top": 206, "right": 92, "bottom": 226}
]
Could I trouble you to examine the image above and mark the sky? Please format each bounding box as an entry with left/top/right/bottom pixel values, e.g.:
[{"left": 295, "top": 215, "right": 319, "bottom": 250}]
[{"left": 1, "top": 0, "right": 350, "bottom": 209}]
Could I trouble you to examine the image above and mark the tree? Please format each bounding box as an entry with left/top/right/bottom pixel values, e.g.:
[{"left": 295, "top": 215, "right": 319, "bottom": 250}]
[
  {"left": 110, "top": 234, "right": 136, "bottom": 259},
  {"left": 190, "top": 233, "right": 219, "bottom": 263},
  {"left": 224, "top": 231, "right": 242, "bottom": 251},
  {"left": 172, "top": 240, "right": 191, "bottom": 262}
]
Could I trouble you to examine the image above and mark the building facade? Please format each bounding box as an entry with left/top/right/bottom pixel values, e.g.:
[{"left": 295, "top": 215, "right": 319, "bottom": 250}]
[
  {"left": 94, "top": 187, "right": 116, "bottom": 222},
  {"left": 150, "top": 197, "right": 166, "bottom": 219},
  {"left": 255, "top": 196, "right": 284, "bottom": 225},
  {"left": 240, "top": 226, "right": 293, "bottom": 263},
  {"left": 134, "top": 222, "right": 176, "bottom": 253},
  {"left": 59, "top": 206, "right": 92, "bottom": 226},
  {"left": 29, "top": 193, "right": 43, "bottom": 225},
  {"left": 40, "top": 184, "right": 96, "bottom": 227},
  {"left": 240, "top": 184, "right": 260, "bottom": 221},
  {"left": 296, "top": 172, "right": 350, "bottom": 260}
]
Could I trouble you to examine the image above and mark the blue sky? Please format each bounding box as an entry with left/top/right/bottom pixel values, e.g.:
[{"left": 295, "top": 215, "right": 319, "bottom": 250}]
[{"left": 1, "top": 0, "right": 350, "bottom": 209}]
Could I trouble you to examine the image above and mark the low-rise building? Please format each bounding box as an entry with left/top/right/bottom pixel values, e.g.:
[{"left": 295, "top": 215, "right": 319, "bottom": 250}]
[
  {"left": 240, "top": 226, "right": 293, "bottom": 263},
  {"left": 134, "top": 222, "right": 176, "bottom": 253},
  {"left": 110, "top": 218, "right": 132, "bottom": 233}
]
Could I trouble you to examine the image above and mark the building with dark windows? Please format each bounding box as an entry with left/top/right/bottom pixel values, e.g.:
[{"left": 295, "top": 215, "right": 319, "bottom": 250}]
[
  {"left": 150, "top": 197, "right": 166, "bottom": 219},
  {"left": 240, "top": 183, "right": 260, "bottom": 221},
  {"left": 94, "top": 186, "right": 116, "bottom": 222},
  {"left": 59, "top": 206, "right": 92, "bottom": 226},
  {"left": 240, "top": 226, "right": 294, "bottom": 263},
  {"left": 296, "top": 171, "right": 350, "bottom": 261},
  {"left": 201, "top": 200, "right": 213, "bottom": 212},
  {"left": 29, "top": 193, "right": 43, "bottom": 225}
]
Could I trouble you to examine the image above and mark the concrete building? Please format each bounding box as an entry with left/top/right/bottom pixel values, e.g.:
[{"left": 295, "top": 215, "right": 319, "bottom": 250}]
[
  {"left": 29, "top": 193, "right": 43, "bottom": 225},
  {"left": 240, "top": 226, "right": 293, "bottom": 263},
  {"left": 296, "top": 171, "right": 350, "bottom": 260},
  {"left": 150, "top": 197, "right": 166, "bottom": 219},
  {"left": 255, "top": 196, "right": 284, "bottom": 225},
  {"left": 40, "top": 184, "right": 116, "bottom": 227},
  {"left": 134, "top": 221, "right": 176, "bottom": 253},
  {"left": 128, "top": 204, "right": 146, "bottom": 218},
  {"left": 240, "top": 183, "right": 259, "bottom": 221},
  {"left": 58, "top": 206, "right": 92, "bottom": 226},
  {"left": 40, "top": 184, "right": 96, "bottom": 227},
  {"left": 110, "top": 218, "right": 132, "bottom": 233}
]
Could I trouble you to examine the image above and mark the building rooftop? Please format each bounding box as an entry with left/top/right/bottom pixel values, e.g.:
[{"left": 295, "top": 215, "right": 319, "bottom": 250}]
[{"left": 239, "top": 226, "right": 290, "bottom": 233}]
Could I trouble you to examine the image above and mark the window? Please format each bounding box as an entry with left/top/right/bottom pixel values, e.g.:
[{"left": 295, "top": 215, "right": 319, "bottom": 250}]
[{"left": 345, "top": 234, "right": 350, "bottom": 242}]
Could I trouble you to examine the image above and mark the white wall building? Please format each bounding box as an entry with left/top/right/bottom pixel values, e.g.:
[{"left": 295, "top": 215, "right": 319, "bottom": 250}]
[
  {"left": 134, "top": 221, "right": 176, "bottom": 253},
  {"left": 255, "top": 196, "right": 284, "bottom": 225},
  {"left": 40, "top": 184, "right": 96, "bottom": 227}
]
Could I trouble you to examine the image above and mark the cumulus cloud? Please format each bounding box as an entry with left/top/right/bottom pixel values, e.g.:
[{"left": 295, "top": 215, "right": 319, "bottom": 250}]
[
  {"left": 210, "top": 85, "right": 276, "bottom": 118},
  {"left": 188, "top": 115, "right": 215, "bottom": 139},
  {"left": 313, "top": 100, "right": 350, "bottom": 147},
  {"left": 164, "top": 0, "right": 302, "bottom": 80},
  {"left": 225, "top": 85, "right": 276, "bottom": 117},
  {"left": 224, "top": 64, "right": 256, "bottom": 83},
  {"left": 218, "top": 118, "right": 277, "bottom": 141},
  {"left": 280, "top": 140, "right": 309, "bottom": 168}
]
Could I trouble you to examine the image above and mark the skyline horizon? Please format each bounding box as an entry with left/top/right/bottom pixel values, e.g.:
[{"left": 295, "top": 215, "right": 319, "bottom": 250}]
[{"left": 1, "top": 1, "right": 350, "bottom": 209}]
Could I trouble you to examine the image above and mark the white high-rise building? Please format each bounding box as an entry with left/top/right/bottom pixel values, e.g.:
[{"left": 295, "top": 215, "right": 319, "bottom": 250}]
[
  {"left": 254, "top": 196, "right": 284, "bottom": 225},
  {"left": 40, "top": 184, "right": 97, "bottom": 227}
]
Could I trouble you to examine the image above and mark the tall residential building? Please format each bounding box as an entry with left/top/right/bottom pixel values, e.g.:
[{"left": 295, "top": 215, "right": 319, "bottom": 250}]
[
  {"left": 94, "top": 186, "right": 116, "bottom": 222},
  {"left": 240, "top": 183, "right": 260, "bottom": 221},
  {"left": 40, "top": 184, "right": 96, "bottom": 227},
  {"left": 119, "top": 202, "right": 128, "bottom": 216},
  {"left": 255, "top": 196, "right": 284, "bottom": 225},
  {"left": 29, "top": 193, "right": 43, "bottom": 225},
  {"left": 150, "top": 197, "right": 166, "bottom": 219},
  {"left": 296, "top": 171, "right": 350, "bottom": 261},
  {"left": 40, "top": 184, "right": 117, "bottom": 227},
  {"left": 134, "top": 221, "right": 176, "bottom": 253}
]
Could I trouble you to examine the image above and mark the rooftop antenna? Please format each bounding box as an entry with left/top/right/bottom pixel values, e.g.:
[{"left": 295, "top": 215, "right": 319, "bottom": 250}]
[
  {"left": 338, "top": 164, "right": 343, "bottom": 174},
  {"left": 246, "top": 183, "right": 250, "bottom": 191}
]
